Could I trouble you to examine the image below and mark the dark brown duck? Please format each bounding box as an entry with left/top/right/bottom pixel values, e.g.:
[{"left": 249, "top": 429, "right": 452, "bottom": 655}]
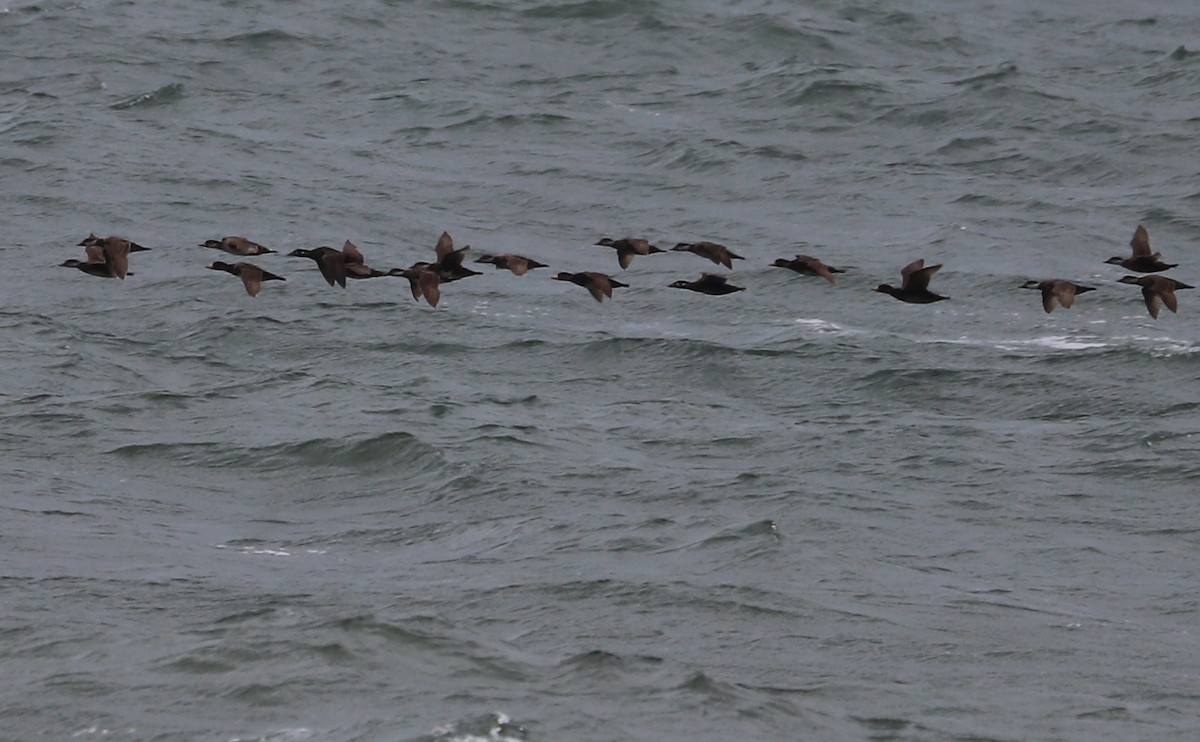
[
  {"left": 552, "top": 271, "right": 628, "bottom": 303},
  {"left": 671, "top": 241, "right": 744, "bottom": 270},
  {"left": 387, "top": 265, "right": 441, "bottom": 307},
  {"left": 475, "top": 253, "right": 548, "bottom": 276},
  {"left": 1105, "top": 225, "right": 1177, "bottom": 273},
  {"left": 61, "top": 240, "right": 134, "bottom": 279},
  {"left": 207, "top": 261, "right": 286, "bottom": 296},
  {"left": 78, "top": 233, "right": 150, "bottom": 253},
  {"left": 669, "top": 273, "right": 745, "bottom": 295},
  {"left": 771, "top": 255, "right": 844, "bottom": 285},
  {"left": 340, "top": 240, "right": 388, "bottom": 279},
  {"left": 873, "top": 259, "right": 949, "bottom": 303},
  {"left": 200, "top": 236, "right": 276, "bottom": 256},
  {"left": 1020, "top": 279, "right": 1095, "bottom": 313},
  {"left": 595, "top": 237, "right": 664, "bottom": 270},
  {"left": 60, "top": 251, "right": 133, "bottom": 279},
  {"left": 287, "top": 244, "right": 349, "bottom": 287},
  {"left": 420, "top": 231, "right": 481, "bottom": 282},
  {"left": 1118, "top": 274, "right": 1194, "bottom": 319},
  {"left": 385, "top": 232, "right": 484, "bottom": 307}
]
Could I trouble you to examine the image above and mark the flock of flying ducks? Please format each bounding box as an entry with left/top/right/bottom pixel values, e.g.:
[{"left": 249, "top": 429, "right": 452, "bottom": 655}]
[{"left": 60, "top": 224, "right": 1189, "bottom": 319}]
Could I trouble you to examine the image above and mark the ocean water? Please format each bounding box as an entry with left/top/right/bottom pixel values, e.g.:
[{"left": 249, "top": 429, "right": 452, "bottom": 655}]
[{"left": 3, "top": 0, "right": 1200, "bottom": 739}]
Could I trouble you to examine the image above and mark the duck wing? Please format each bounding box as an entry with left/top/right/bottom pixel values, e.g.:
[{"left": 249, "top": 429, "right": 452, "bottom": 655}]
[
  {"left": 341, "top": 240, "right": 365, "bottom": 265},
  {"left": 84, "top": 244, "right": 107, "bottom": 264},
  {"left": 627, "top": 239, "right": 653, "bottom": 255},
  {"left": 434, "top": 231, "right": 454, "bottom": 261},
  {"left": 1039, "top": 283, "right": 1061, "bottom": 313},
  {"left": 901, "top": 260, "right": 940, "bottom": 292},
  {"left": 506, "top": 256, "right": 530, "bottom": 276},
  {"left": 1130, "top": 225, "right": 1151, "bottom": 257},
  {"left": 345, "top": 263, "right": 385, "bottom": 278},
  {"left": 1162, "top": 288, "right": 1178, "bottom": 314},
  {"left": 802, "top": 258, "right": 838, "bottom": 285},
  {"left": 1141, "top": 285, "right": 1163, "bottom": 319},
  {"left": 418, "top": 269, "right": 441, "bottom": 307},
  {"left": 1155, "top": 278, "right": 1179, "bottom": 314},
  {"left": 1051, "top": 281, "right": 1080, "bottom": 310},
  {"left": 585, "top": 272, "right": 613, "bottom": 302},
  {"left": 318, "top": 249, "right": 347, "bottom": 287},
  {"left": 438, "top": 246, "right": 469, "bottom": 271},
  {"left": 400, "top": 271, "right": 424, "bottom": 302},
  {"left": 698, "top": 243, "right": 733, "bottom": 269},
  {"left": 236, "top": 263, "right": 265, "bottom": 296},
  {"left": 226, "top": 237, "right": 262, "bottom": 255},
  {"left": 102, "top": 240, "right": 131, "bottom": 280},
  {"left": 695, "top": 273, "right": 730, "bottom": 291}
]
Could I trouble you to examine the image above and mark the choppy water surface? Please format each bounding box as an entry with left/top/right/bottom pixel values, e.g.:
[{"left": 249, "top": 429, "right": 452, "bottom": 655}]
[{"left": 3, "top": 0, "right": 1200, "bottom": 739}]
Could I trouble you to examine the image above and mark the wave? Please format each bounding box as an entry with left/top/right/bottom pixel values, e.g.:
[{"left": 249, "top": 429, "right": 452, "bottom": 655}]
[
  {"left": 949, "top": 60, "right": 1020, "bottom": 87},
  {"left": 216, "top": 29, "right": 307, "bottom": 47},
  {"left": 109, "top": 83, "right": 186, "bottom": 110},
  {"left": 108, "top": 430, "right": 447, "bottom": 474},
  {"left": 421, "top": 712, "right": 527, "bottom": 742},
  {"left": 785, "top": 77, "right": 887, "bottom": 106},
  {"left": 519, "top": 0, "right": 648, "bottom": 21}
]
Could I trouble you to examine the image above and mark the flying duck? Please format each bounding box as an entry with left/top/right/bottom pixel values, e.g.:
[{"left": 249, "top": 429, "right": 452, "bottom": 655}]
[
  {"left": 61, "top": 239, "right": 134, "bottom": 279},
  {"left": 60, "top": 249, "right": 133, "bottom": 279},
  {"left": 1105, "top": 225, "right": 1178, "bottom": 273},
  {"left": 669, "top": 273, "right": 745, "bottom": 295},
  {"left": 387, "top": 265, "right": 441, "bottom": 307},
  {"left": 771, "top": 255, "right": 844, "bottom": 285},
  {"left": 287, "top": 244, "right": 350, "bottom": 287},
  {"left": 595, "top": 237, "right": 664, "bottom": 270},
  {"left": 552, "top": 271, "right": 628, "bottom": 303},
  {"left": 78, "top": 234, "right": 149, "bottom": 253},
  {"left": 340, "top": 240, "right": 388, "bottom": 279},
  {"left": 873, "top": 259, "right": 949, "bottom": 303},
  {"left": 1118, "top": 274, "right": 1194, "bottom": 318},
  {"left": 200, "top": 236, "right": 275, "bottom": 256},
  {"left": 475, "top": 253, "right": 548, "bottom": 276},
  {"left": 417, "top": 231, "right": 481, "bottom": 282},
  {"left": 207, "top": 261, "right": 285, "bottom": 296},
  {"left": 671, "top": 241, "right": 744, "bottom": 269},
  {"left": 1020, "top": 279, "right": 1095, "bottom": 313}
]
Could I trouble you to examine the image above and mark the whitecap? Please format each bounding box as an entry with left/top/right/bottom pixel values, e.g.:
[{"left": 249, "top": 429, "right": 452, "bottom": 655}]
[
  {"left": 228, "top": 728, "right": 313, "bottom": 742},
  {"left": 793, "top": 317, "right": 843, "bottom": 332},
  {"left": 429, "top": 712, "right": 526, "bottom": 742},
  {"left": 1122, "top": 335, "right": 1200, "bottom": 357},
  {"left": 995, "top": 335, "right": 1108, "bottom": 351},
  {"left": 215, "top": 544, "right": 291, "bottom": 557}
]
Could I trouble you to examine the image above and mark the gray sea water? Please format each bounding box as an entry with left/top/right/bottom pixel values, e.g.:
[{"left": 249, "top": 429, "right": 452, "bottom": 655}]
[{"left": 3, "top": 0, "right": 1200, "bottom": 739}]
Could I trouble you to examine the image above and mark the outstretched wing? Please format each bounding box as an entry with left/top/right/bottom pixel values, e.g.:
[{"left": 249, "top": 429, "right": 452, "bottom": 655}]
[
  {"left": 318, "top": 250, "right": 347, "bottom": 287},
  {"left": 237, "top": 263, "right": 264, "bottom": 296},
  {"left": 1142, "top": 286, "right": 1162, "bottom": 319},
  {"left": 84, "top": 244, "right": 107, "bottom": 264},
  {"left": 584, "top": 272, "right": 613, "bottom": 302},
  {"left": 102, "top": 240, "right": 131, "bottom": 280},
  {"left": 1054, "top": 282, "right": 1078, "bottom": 309},
  {"left": 434, "top": 231, "right": 454, "bottom": 261},
  {"left": 342, "top": 240, "right": 365, "bottom": 264},
  {"left": 802, "top": 258, "right": 838, "bottom": 285},
  {"left": 507, "top": 256, "right": 530, "bottom": 276},
  {"left": 419, "top": 269, "right": 441, "bottom": 307},
  {"left": 902, "top": 260, "right": 940, "bottom": 292},
  {"left": 1161, "top": 286, "right": 1178, "bottom": 314},
  {"left": 1129, "top": 225, "right": 1151, "bottom": 257}
]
